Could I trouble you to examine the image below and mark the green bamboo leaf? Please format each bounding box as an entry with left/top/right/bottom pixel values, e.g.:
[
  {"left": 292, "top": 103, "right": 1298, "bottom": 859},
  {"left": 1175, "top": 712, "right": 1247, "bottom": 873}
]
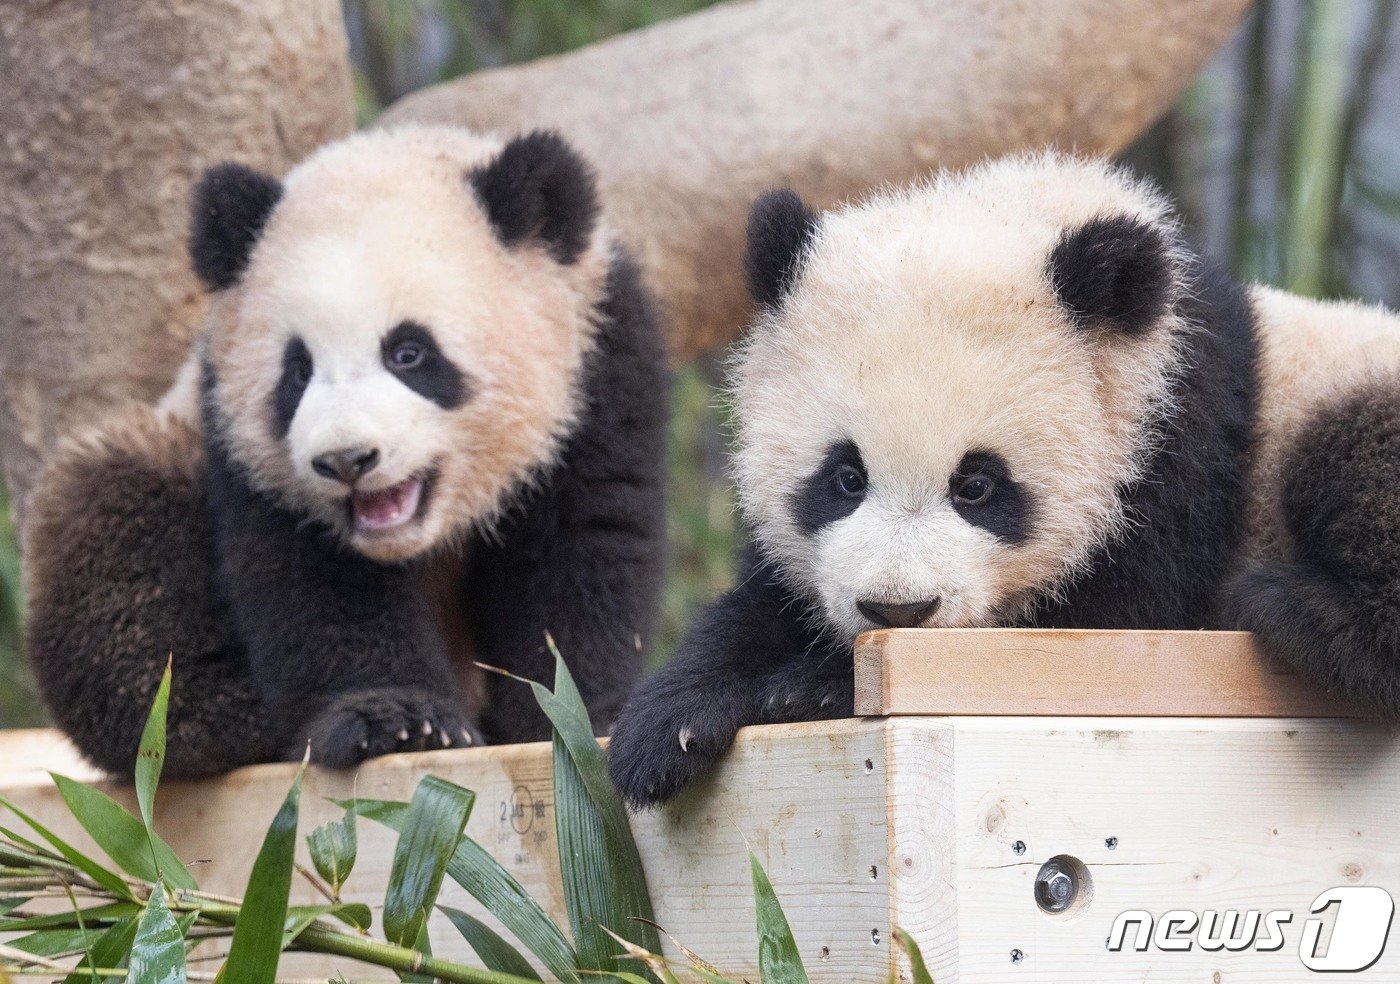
[
  {"left": 893, "top": 928, "right": 936, "bottom": 984},
  {"left": 135, "top": 663, "right": 171, "bottom": 835},
  {"left": 129, "top": 885, "right": 185, "bottom": 984},
  {"left": 440, "top": 906, "right": 542, "bottom": 980},
  {"left": 527, "top": 642, "right": 662, "bottom": 975},
  {"left": 282, "top": 902, "right": 372, "bottom": 945},
  {"left": 49, "top": 775, "right": 195, "bottom": 891},
  {"left": 383, "top": 776, "right": 475, "bottom": 949},
  {"left": 5, "top": 926, "right": 104, "bottom": 957},
  {"left": 0, "top": 902, "right": 138, "bottom": 932},
  {"left": 0, "top": 796, "right": 135, "bottom": 900},
  {"left": 343, "top": 798, "right": 579, "bottom": 982},
  {"left": 307, "top": 809, "right": 357, "bottom": 897},
  {"left": 750, "top": 852, "right": 807, "bottom": 984},
  {"left": 0, "top": 898, "right": 29, "bottom": 917},
  {"left": 61, "top": 913, "right": 138, "bottom": 984},
  {"left": 221, "top": 762, "right": 304, "bottom": 983}
]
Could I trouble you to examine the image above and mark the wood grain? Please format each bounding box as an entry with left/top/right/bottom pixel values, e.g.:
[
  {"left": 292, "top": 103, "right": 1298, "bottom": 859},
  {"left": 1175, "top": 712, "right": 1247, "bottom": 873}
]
[{"left": 855, "top": 628, "right": 1358, "bottom": 718}]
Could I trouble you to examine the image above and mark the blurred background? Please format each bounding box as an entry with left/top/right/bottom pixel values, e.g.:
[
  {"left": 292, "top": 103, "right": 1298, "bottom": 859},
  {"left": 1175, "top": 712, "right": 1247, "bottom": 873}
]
[{"left": 1, "top": 0, "right": 1397, "bottom": 727}]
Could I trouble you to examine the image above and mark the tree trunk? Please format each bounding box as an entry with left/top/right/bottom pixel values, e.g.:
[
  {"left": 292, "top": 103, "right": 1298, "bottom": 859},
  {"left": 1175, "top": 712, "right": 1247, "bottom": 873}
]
[
  {"left": 382, "top": 0, "right": 1252, "bottom": 362},
  {"left": 0, "top": 0, "right": 353, "bottom": 522}
]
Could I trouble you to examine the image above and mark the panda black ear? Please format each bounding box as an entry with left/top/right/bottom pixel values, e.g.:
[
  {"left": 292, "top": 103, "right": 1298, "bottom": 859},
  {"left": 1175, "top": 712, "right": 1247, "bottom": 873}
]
[
  {"left": 189, "top": 163, "right": 283, "bottom": 291},
  {"left": 1048, "top": 214, "right": 1174, "bottom": 336},
  {"left": 745, "top": 189, "right": 818, "bottom": 308},
  {"left": 469, "top": 131, "right": 599, "bottom": 265}
]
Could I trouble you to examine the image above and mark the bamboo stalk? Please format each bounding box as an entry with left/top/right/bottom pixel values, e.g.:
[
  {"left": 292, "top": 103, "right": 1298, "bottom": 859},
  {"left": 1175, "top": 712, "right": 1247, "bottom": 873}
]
[{"left": 1285, "top": 0, "right": 1356, "bottom": 297}]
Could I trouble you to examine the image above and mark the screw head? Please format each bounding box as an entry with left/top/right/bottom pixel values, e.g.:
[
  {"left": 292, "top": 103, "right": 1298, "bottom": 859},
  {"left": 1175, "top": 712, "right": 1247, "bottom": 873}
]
[
  {"left": 1010, "top": 948, "right": 1025, "bottom": 964},
  {"left": 1105, "top": 836, "right": 1118, "bottom": 850},
  {"left": 1034, "top": 859, "right": 1079, "bottom": 913},
  {"left": 1012, "top": 839, "right": 1027, "bottom": 856}
]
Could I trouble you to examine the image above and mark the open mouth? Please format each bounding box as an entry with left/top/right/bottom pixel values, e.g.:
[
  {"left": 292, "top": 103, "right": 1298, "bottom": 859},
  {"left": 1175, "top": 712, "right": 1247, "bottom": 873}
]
[{"left": 349, "top": 470, "right": 434, "bottom": 535}]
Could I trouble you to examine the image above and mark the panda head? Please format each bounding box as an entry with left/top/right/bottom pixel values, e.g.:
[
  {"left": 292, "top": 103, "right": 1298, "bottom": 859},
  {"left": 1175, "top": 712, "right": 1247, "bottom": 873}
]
[
  {"left": 734, "top": 153, "right": 1189, "bottom": 642},
  {"left": 191, "top": 125, "right": 609, "bottom": 562}
]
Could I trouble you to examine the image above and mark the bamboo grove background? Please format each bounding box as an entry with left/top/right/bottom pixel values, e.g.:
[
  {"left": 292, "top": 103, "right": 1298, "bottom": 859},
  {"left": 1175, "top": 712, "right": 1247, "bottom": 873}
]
[{"left": 1, "top": 0, "right": 1398, "bottom": 727}]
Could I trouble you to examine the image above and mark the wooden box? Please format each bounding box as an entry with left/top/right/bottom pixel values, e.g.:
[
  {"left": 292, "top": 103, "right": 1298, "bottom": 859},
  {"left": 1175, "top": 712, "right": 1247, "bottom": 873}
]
[{"left": 3, "top": 630, "right": 1399, "bottom": 982}]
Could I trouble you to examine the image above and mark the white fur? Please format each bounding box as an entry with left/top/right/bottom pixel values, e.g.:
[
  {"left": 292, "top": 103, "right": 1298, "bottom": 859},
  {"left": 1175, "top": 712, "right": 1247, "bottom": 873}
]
[
  {"left": 732, "top": 152, "right": 1190, "bottom": 642},
  {"left": 203, "top": 125, "right": 613, "bottom": 562}
]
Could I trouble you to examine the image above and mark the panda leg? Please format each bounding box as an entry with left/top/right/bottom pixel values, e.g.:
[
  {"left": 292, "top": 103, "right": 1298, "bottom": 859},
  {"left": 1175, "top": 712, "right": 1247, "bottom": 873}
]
[
  {"left": 1223, "top": 382, "right": 1400, "bottom": 714},
  {"left": 24, "top": 407, "right": 283, "bottom": 777}
]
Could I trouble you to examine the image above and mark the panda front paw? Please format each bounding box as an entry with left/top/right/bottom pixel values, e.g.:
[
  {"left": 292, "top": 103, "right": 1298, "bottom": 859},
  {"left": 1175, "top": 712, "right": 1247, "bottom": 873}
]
[
  {"left": 300, "top": 687, "right": 483, "bottom": 769},
  {"left": 607, "top": 699, "right": 738, "bottom": 809},
  {"left": 758, "top": 661, "right": 854, "bottom": 723}
]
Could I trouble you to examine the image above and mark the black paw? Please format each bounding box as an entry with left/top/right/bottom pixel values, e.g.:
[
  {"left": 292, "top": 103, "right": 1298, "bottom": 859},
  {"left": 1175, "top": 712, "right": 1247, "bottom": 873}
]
[
  {"left": 607, "top": 700, "right": 738, "bottom": 809},
  {"left": 300, "top": 687, "right": 484, "bottom": 769},
  {"left": 758, "top": 660, "right": 854, "bottom": 723}
]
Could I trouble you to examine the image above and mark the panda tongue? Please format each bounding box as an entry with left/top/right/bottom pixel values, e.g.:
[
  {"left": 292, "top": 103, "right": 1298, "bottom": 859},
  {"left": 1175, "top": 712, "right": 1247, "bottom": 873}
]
[{"left": 352, "top": 477, "right": 422, "bottom": 532}]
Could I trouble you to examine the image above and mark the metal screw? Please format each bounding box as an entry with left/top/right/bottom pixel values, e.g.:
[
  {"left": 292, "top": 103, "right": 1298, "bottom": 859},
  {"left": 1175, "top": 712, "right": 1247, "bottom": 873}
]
[
  {"left": 1105, "top": 836, "right": 1118, "bottom": 850},
  {"left": 1034, "top": 858, "right": 1078, "bottom": 913},
  {"left": 871, "top": 929, "right": 881, "bottom": 945},
  {"left": 1010, "top": 948, "right": 1024, "bottom": 965},
  {"left": 1012, "top": 840, "right": 1027, "bottom": 856}
]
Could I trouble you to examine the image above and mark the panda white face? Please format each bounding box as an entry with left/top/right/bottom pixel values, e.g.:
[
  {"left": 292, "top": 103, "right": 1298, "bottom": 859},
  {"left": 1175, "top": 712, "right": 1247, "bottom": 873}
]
[
  {"left": 734, "top": 155, "right": 1188, "bottom": 642},
  {"left": 200, "top": 127, "right": 609, "bottom": 562}
]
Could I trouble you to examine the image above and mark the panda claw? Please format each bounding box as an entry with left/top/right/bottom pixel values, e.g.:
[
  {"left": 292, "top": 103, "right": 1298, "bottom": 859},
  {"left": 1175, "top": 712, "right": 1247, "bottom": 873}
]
[
  {"left": 678, "top": 727, "right": 694, "bottom": 753},
  {"left": 460, "top": 729, "right": 474, "bottom": 746},
  {"left": 396, "top": 728, "right": 409, "bottom": 742},
  {"left": 440, "top": 730, "right": 453, "bottom": 748},
  {"left": 421, "top": 720, "right": 433, "bottom": 737}
]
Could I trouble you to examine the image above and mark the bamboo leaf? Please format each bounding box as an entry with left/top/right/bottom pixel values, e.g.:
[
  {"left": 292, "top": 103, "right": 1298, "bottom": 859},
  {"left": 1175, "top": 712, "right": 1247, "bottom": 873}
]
[
  {"left": 128, "top": 885, "right": 185, "bottom": 984},
  {"left": 750, "top": 852, "right": 807, "bottom": 984},
  {"left": 0, "top": 903, "right": 138, "bottom": 933},
  {"left": 0, "top": 796, "right": 135, "bottom": 900},
  {"left": 49, "top": 775, "right": 195, "bottom": 892},
  {"left": 61, "top": 914, "right": 138, "bottom": 984},
  {"left": 307, "top": 809, "right": 357, "bottom": 897},
  {"left": 382, "top": 776, "right": 475, "bottom": 949},
  {"left": 135, "top": 663, "right": 171, "bottom": 835},
  {"left": 440, "top": 906, "right": 542, "bottom": 980},
  {"left": 344, "top": 798, "right": 579, "bottom": 982},
  {"left": 893, "top": 928, "right": 935, "bottom": 984},
  {"left": 5, "top": 926, "right": 104, "bottom": 957},
  {"left": 534, "top": 642, "right": 662, "bottom": 975},
  {"left": 221, "top": 761, "right": 304, "bottom": 983}
]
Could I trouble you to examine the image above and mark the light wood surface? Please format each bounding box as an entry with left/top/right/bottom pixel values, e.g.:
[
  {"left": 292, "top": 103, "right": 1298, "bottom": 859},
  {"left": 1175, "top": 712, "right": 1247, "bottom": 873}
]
[
  {"left": 3, "top": 711, "right": 1398, "bottom": 982},
  {"left": 855, "top": 628, "right": 1357, "bottom": 718}
]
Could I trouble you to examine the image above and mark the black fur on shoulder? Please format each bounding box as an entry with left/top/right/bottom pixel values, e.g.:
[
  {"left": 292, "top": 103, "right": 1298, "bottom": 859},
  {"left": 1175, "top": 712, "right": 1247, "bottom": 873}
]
[
  {"left": 1032, "top": 255, "right": 1259, "bottom": 629},
  {"left": 469, "top": 247, "right": 671, "bottom": 742},
  {"left": 745, "top": 189, "right": 819, "bottom": 307},
  {"left": 608, "top": 543, "right": 851, "bottom": 808},
  {"left": 469, "top": 131, "right": 599, "bottom": 265},
  {"left": 1223, "top": 382, "right": 1400, "bottom": 714},
  {"left": 190, "top": 163, "right": 283, "bottom": 291},
  {"left": 1048, "top": 213, "right": 1174, "bottom": 336}
]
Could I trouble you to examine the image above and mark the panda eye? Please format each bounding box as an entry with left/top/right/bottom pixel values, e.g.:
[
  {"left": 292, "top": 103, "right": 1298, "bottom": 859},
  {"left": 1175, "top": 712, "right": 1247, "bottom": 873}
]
[
  {"left": 390, "top": 342, "right": 425, "bottom": 370},
  {"left": 953, "top": 473, "right": 995, "bottom": 506},
  {"left": 833, "top": 464, "right": 867, "bottom": 498}
]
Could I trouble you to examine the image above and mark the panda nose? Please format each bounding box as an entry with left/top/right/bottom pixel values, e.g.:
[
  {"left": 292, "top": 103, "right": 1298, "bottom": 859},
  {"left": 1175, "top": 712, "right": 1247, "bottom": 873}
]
[
  {"left": 857, "top": 597, "right": 940, "bottom": 629},
  {"left": 311, "top": 446, "right": 380, "bottom": 485}
]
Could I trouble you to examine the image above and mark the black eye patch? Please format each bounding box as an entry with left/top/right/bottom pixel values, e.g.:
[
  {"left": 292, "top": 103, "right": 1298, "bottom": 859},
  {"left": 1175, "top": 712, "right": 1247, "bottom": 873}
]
[
  {"left": 792, "top": 439, "right": 867, "bottom": 536},
  {"left": 271, "top": 336, "right": 312, "bottom": 439},
  {"left": 950, "top": 450, "right": 1033, "bottom": 544},
  {"left": 381, "top": 320, "right": 468, "bottom": 410}
]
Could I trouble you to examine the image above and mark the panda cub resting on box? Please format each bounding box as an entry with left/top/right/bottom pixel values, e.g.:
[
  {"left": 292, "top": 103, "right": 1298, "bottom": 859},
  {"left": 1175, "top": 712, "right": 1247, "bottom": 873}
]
[
  {"left": 26, "top": 126, "right": 668, "bottom": 776},
  {"left": 609, "top": 152, "right": 1400, "bottom": 806}
]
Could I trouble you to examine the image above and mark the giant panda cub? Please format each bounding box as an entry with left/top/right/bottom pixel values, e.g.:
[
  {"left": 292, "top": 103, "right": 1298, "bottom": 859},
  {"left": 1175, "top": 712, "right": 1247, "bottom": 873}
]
[
  {"left": 26, "top": 125, "right": 668, "bottom": 777},
  {"left": 609, "top": 152, "right": 1400, "bottom": 806}
]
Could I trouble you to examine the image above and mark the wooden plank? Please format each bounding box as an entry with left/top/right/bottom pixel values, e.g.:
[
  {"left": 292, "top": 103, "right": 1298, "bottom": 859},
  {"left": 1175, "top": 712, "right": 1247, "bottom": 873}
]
[
  {"left": 854, "top": 628, "right": 1357, "bottom": 717},
  {"left": 0, "top": 720, "right": 895, "bottom": 982},
  {"left": 944, "top": 716, "right": 1400, "bottom": 982},
  {"left": 3, "top": 712, "right": 1399, "bottom": 981}
]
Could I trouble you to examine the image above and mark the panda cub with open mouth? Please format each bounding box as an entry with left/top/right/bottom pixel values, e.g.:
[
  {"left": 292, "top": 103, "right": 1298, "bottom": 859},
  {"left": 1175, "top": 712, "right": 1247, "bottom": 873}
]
[
  {"left": 26, "top": 125, "right": 668, "bottom": 777},
  {"left": 609, "top": 152, "right": 1400, "bottom": 807}
]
